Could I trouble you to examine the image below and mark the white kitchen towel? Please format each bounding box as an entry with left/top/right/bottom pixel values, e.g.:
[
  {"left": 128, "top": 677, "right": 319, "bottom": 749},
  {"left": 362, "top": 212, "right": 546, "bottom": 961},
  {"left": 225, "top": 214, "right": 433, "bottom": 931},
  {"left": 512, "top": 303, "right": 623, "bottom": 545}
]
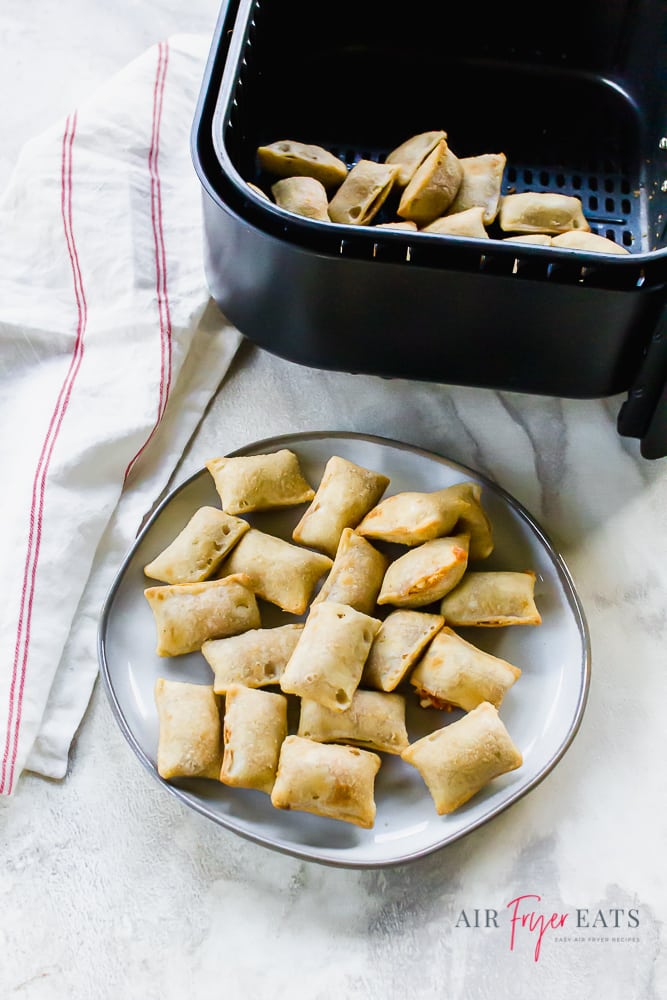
[{"left": 0, "top": 33, "right": 242, "bottom": 796}]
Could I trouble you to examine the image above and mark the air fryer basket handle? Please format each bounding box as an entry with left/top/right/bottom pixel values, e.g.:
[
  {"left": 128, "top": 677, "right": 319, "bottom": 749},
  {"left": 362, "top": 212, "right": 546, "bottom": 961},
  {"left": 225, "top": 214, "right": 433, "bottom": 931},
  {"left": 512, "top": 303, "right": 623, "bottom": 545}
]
[{"left": 617, "top": 305, "right": 667, "bottom": 459}]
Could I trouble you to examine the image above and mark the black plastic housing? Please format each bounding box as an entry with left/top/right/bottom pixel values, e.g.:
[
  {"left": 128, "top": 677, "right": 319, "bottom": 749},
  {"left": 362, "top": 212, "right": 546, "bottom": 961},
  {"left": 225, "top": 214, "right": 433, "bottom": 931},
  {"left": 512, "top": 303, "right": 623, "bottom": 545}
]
[{"left": 191, "top": 0, "right": 667, "bottom": 456}]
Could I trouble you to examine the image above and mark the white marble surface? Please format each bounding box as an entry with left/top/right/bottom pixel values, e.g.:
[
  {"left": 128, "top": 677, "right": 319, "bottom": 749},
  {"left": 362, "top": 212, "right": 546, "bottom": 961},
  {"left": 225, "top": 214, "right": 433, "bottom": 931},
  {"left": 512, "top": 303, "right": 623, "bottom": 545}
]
[{"left": 2, "top": 3, "right": 666, "bottom": 997}]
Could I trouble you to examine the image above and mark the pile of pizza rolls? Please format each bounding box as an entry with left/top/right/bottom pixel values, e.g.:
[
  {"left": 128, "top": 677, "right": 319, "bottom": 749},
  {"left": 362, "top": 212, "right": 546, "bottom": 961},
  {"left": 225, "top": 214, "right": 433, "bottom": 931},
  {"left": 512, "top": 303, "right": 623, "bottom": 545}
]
[
  {"left": 251, "top": 134, "right": 629, "bottom": 255},
  {"left": 145, "top": 448, "right": 542, "bottom": 828}
]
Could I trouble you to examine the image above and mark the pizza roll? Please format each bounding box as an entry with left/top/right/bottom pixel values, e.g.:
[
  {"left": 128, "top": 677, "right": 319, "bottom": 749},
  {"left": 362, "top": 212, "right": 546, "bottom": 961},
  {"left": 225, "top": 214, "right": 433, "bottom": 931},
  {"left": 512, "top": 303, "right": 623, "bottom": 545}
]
[
  {"left": 247, "top": 181, "right": 270, "bottom": 201},
  {"left": 218, "top": 528, "right": 332, "bottom": 615},
  {"left": 499, "top": 192, "right": 590, "bottom": 235},
  {"left": 384, "top": 130, "right": 447, "bottom": 187},
  {"left": 362, "top": 609, "right": 444, "bottom": 691},
  {"left": 439, "top": 571, "right": 542, "bottom": 626},
  {"left": 356, "top": 480, "right": 493, "bottom": 559},
  {"left": 503, "top": 233, "right": 553, "bottom": 246},
  {"left": 201, "top": 623, "right": 304, "bottom": 693},
  {"left": 220, "top": 684, "right": 288, "bottom": 794},
  {"left": 409, "top": 626, "right": 521, "bottom": 711},
  {"left": 271, "top": 735, "right": 381, "bottom": 828},
  {"left": 401, "top": 702, "right": 523, "bottom": 814},
  {"left": 280, "top": 601, "right": 382, "bottom": 711},
  {"left": 298, "top": 689, "right": 409, "bottom": 755},
  {"left": 328, "top": 160, "right": 400, "bottom": 226},
  {"left": 256, "top": 139, "right": 348, "bottom": 189},
  {"left": 397, "top": 138, "right": 463, "bottom": 226},
  {"left": 144, "top": 574, "right": 261, "bottom": 656},
  {"left": 446, "top": 153, "right": 507, "bottom": 224},
  {"left": 143, "top": 506, "right": 250, "bottom": 584},
  {"left": 312, "top": 528, "right": 388, "bottom": 615},
  {"left": 421, "top": 206, "right": 489, "bottom": 239},
  {"left": 377, "top": 533, "right": 470, "bottom": 608},
  {"left": 154, "top": 678, "right": 222, "bottom": 780},
  {"left": 271, "top": 176, "right": 330, "bottom": 222},
  {"left": 205, "top": 448, "right": 315, "bottom": 515},
  {"left": 292, "top": 455, "right": 390, "bottom": 557},
  {"left": 551, "top": 230, "right": 630, "bottom": 254}
]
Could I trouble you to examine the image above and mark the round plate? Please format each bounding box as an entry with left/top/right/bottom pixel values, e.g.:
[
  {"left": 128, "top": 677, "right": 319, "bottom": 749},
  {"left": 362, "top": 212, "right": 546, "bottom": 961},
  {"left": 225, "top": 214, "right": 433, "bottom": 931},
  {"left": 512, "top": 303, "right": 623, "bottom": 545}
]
[{"left": 98, "top": 431, "right": 590, "bottom": 868}]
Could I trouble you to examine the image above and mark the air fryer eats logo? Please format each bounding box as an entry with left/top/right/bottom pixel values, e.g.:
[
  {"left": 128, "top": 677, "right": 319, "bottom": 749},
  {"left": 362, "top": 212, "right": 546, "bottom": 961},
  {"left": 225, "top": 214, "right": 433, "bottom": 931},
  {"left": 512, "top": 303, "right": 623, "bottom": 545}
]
[{"left": 455, "top": 894, "right": 640, "bottom": 962}]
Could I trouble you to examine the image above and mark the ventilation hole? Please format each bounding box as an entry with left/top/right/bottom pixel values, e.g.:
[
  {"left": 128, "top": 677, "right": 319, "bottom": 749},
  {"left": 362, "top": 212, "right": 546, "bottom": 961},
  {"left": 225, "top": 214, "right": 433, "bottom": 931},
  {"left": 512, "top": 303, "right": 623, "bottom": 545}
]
[
  {"left": 523, "top": 168, "right": 533, "bottom": 183},
  {"left": 556, "top": 173, "right": 565, "bottom": 188},
  {"left": 589, "top": 195, "right": 598, "bottom": 211},
  {"left": 606, "top": 229, "right": 615, "bottom": 241},
  {"left": 572, "top": 175, "right": 582, "bottom": 190},
  {"left": 604, "top": 178, "right": 614, "bottom": 193},
  {"left": 605, "top": 197, "right": 615, "bottom": 213},
  {"left": 589, "top": 177, "right": 599, "bottom": 191},
  {"left": 539, "top": 170, "right": 549, "bottom": 185},
  {"left": 335, "top": 689, "right": 348, "bottom": 704},
  {"left": 507, "top": 166, "right": 517, "bottom": 183},
  {"left": 621, "top": 179, "right": 631, "bottom": 194},
  {"left": 622, "top": 199, "right": 631, "bottom": 215},
  {"left": 623, "top": 231, "right": 633, "bottom": 247},
  {"left": 222, "top": 525, "right": 231, "bottom": 535}
]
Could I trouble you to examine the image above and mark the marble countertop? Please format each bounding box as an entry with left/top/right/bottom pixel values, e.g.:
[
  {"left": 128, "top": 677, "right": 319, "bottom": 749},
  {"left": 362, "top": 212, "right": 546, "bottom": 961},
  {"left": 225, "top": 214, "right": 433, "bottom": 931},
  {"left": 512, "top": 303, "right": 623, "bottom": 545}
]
[{"left": 1, "top": 3, "right": 666, "bottom": 998}]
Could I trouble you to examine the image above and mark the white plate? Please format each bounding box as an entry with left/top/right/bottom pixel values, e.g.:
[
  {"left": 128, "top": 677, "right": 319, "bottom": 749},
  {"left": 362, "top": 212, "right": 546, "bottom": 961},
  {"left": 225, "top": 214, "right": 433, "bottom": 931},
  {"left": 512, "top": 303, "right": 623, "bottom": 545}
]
[{"left": 98, "top": 431, "right": 590, "bottom": 868}]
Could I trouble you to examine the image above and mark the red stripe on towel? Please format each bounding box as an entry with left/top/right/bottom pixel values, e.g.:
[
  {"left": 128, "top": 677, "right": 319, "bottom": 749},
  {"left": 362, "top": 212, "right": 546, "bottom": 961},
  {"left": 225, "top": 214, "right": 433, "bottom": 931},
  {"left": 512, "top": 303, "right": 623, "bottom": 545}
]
[
  {"left": 124, "top": 40, "right": 172, "bottom": 481},
  {"left": 1, "top": 112, "right": 88, "bottom": 794}
]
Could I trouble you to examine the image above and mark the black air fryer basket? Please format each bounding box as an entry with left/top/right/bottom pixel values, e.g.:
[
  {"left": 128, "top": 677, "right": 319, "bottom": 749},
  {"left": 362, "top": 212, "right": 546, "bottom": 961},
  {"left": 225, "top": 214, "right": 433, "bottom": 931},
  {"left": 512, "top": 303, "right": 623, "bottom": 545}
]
[{"left": 191, "top": 0, "right": 667, "bottom": 457}]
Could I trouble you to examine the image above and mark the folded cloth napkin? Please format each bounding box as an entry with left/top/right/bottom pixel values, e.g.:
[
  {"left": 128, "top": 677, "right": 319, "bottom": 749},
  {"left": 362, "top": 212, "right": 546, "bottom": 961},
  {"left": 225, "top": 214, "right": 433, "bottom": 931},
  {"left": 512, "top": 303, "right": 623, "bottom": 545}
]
[{"left": 0, "top": 33, "right": 241, "bottom": 796}]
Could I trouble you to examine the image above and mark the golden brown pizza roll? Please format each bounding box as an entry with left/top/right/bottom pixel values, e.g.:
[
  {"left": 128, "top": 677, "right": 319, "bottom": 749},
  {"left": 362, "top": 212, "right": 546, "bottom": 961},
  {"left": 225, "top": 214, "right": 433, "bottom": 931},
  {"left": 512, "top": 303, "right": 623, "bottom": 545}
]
[
  {"left": 499, "top": 192, "right": 590, "bottom": 235},
  {"left": 401, "top": 701, "right": 523, "bottom": 814},
  {"left": 409, "top": 626, "right": 521, "bottom": 711},
  {"left": 201, "top": 623, "right": 304, "bottom": 693},
  {"left": 384, "top": 130, "right": 448, "bottom": 187},
  {"left": 218, "top": 528, "right": 332, "bottom": 615},
  {"left": 362, "top": 609, "right": 445, "bottom": 691},
  {"left": 220, "top": 684, "right": 288, "bottom": 794},
  {"left": 271, "top": 176, "right": 330, "bottom": 222},
  {"left": 292, "top": 455, "right": 390, "bottom": 557},
  {"left": 154, "top": 678, "right": 222, "bottom": 780},
  {"left": 420, "top": 206, "right": 489, "bottom": 239},
  {"left": 271, "top": 735, "right": 381, "bottom": 828},
  {"left": 298, "top": 689, "right": 409, "bottom": 755},
  {"left": 256, "top": 139, "right": 348, "bottom": 189},
  {"left": 397, "top": 138, "right": 463, "bottom": 226},
  {"left": 280, "top": 601, "right": 382, "bottom": 711},
  {"left": 247, "top": 181, "right": 270, "bottom": 201},
  {"left": 503, "top": 233, "right": 553, "bottom": 245},
  {"left": 143, "top": 506, "right": 250, "bottom": 585},
  {"left": 439, "top": 571, "right": 542, "bottom": 626},
  {"left": 312, "top": 528, "right": 388, "bottom": 615},
  {"left": 356, "top": 480, "right": 493, "bottom": 559},
  {"left": 551, "top": 230, "right": 630, "bottom": 254},
  {"left": 446, "top": 153, "right": 507, "bottom": 224},
  {"left": 144, "top": 574, "right": 261, "bottom": 656},
  {"left": 206, "top": 448, "right": 315, "bottom": 515},
  {"left": 328, "top": 159, "right": 400, "bottom": 226},
  {"left": 378, "top": 533, "right": 470, "bottom": 608}
]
